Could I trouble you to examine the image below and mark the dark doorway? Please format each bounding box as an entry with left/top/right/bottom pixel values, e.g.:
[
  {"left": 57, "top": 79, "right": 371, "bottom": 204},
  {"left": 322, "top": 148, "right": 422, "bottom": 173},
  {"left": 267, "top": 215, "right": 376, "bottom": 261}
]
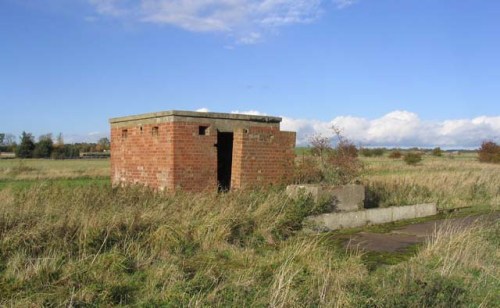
[{"left": 217, "top": 132, "right": 234, "bottom": 191}]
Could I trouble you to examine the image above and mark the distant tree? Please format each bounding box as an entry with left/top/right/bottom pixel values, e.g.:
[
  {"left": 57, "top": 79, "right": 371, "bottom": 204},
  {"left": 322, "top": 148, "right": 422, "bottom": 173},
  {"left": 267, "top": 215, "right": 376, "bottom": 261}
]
[
  {"left": 478, "top": 141, "right": 500, "bottom": 164},
  {"left": 51, "top": 133, "right": 65, "bottom": 159},
  {"left": 56, "top": 133, "right": 64, "bottom": 147},
  {"left": 96, "top": 137, "right": 110, "bottom": 152},
  {"left": 404, "top": 152, "right": 422, "bottom": 166},
  {"left": 432, "top": 147, "right": 443, "bottom": 157},
  {"left": 16, "top": 132, "right": 36, "bottom": 158},
  {"left": 33, "top": 134, "right": 54, "bottom": 158},
  {"left": 4, "top": 134, "right": 16, "bottom": 146},
  {"left": 0, "top": 133, "right": 17, "bottom": 152}
]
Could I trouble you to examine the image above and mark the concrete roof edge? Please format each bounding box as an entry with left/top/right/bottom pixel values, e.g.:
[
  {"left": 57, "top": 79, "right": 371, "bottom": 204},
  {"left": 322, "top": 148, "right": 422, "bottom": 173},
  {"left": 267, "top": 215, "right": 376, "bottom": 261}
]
[{"left": 109, "top": 110, "right": 282, "bottom": 124}]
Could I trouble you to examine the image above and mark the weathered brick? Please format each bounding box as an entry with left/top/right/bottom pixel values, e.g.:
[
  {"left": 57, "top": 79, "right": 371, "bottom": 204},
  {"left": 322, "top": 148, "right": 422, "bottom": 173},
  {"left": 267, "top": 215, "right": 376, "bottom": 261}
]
[{"left": 110, "top": 110, "right": 295, "bottom": 192}]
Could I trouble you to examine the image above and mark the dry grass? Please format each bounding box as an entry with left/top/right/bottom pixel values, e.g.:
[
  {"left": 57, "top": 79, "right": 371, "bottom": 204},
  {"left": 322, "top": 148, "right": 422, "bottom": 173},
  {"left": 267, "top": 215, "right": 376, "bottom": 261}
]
[
  {"left": 358, "top": 216, "right": 500, "bottom": 307},
  {"left": 0, "top": 185, "right": 369, "bottom": 306},
  {"left": 0, "top": 154, "right": 498, "bottom": 305},
  {"left": 362, "top": 153, "right": 500, "bottom": 209},
  {"left": 0, "top": 159, "right": 108, "bottom": 180}
]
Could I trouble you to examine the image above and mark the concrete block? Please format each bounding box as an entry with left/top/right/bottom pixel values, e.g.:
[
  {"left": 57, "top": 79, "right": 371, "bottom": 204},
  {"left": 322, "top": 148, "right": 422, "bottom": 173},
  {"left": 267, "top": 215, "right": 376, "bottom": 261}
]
[
  {"left": 392, "top": 205, "right": 417, "bottom": 221},
  {"left": 365, "top": 207, "right": 393, "bottom": 224},
  {"left": 327, "top": 184, "right": 365, "bottom": 212},
  {"left": 306, "top": 211, "right": 367, "bottom": 231},
  {"left": 286, "top": 184, "right": 365, "bottom": 213},
  {"left": 415, "top": 203, "right": 437, "bottom": 217},
  {"left": 305, "top": 203, "right": 438, "bottom": 232}
]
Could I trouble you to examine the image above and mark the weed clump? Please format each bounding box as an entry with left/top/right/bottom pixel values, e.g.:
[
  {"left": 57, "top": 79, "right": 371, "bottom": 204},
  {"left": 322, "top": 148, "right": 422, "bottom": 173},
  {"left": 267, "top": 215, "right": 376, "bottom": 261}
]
[
  {"left": 294, "top": 126, "right": 362, "bottom": 185},
  {"left": 404, "top": 152, "right": 422, "bottom": 166}
]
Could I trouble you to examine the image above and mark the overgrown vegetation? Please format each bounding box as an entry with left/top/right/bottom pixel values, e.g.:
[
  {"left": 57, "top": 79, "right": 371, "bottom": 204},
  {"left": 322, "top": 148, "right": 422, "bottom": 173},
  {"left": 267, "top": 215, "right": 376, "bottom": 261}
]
[
  {"left": 0, "top": 150, "right": 498, "bottom": 306},
  {"left": 478, "top": 141, "right": 500, "bottom": 164},
  {"left": 294, "top": 127, "right": 362, "bottom": 185},
  {"left": 388, "top": 150, "right": 402, "bottom": 159},
  {"left": 360, "top": 148, "right": 385, "bottom": 157},
  {"left": 0, "top": 183, "right": 498, "bottom": 306}
]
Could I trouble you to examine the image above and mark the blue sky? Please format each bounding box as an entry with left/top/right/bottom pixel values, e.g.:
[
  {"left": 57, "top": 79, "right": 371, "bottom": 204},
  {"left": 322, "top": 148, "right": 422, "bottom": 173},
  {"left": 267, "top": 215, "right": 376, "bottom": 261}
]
[{"left": 1, "top": 0, "right": 499, "bottom": 147}]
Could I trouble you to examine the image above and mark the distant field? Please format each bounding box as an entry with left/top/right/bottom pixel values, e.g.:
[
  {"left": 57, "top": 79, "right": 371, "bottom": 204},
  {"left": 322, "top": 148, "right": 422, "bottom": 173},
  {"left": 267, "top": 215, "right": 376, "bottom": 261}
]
[
  {"left": 0, "top": 158, "right": 109, "bottom": 180},
  {"left": 360, "top": 152, "right": 499, "bottom": 210},
  {"left": 0, "top": 159, "right": 110, "bottom": 190},
  {"left": 1, "top": 152, "right": 498, "bottom": 210}
]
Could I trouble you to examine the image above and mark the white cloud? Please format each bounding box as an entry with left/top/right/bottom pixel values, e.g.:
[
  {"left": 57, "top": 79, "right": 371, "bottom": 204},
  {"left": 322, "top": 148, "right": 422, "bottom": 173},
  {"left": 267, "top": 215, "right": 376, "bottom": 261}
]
[
  {"left": 65, "top": 110, "right": 498, "bottom": 148},
  {"left": 231, "top": 110, "right": 267, "bottom": 115},
  {"left": 64, "top": 132, "right": 109, "bottom": 144},
  {"left": 332, "top": 0, "right": 356, "bottom": 9},
  {"left": 280, "top": 110, "right": 500, "bottom": 148},
  {"left": 88, "top": 0, "right": 325, "bottom": 44},
  {"left": 89, "top": 0, "right": 126, "bottom": 16}
]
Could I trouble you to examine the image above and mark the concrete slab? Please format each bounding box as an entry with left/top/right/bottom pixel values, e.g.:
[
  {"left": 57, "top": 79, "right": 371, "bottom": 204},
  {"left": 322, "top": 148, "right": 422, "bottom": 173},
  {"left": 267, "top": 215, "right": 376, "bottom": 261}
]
[
  {"left": 305, "top": 203, "right": 438, "bottom": 231},
  {"left": 286, "top": 184, "right": 365, "bottom": 213},
  {"left": 365, "top": 207, "right": 393, "bottom": 224}
]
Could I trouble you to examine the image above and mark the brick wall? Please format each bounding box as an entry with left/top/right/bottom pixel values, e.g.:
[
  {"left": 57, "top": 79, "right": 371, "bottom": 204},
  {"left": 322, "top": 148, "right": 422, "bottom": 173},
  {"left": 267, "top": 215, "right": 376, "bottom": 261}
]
[
  {"left": 111, "top": 120, "right": 296, "bottom": 192},
  {"left": 171, "top": 122, "right": 218, "bottom": 191},
  {"left": 232, "top": 126, "right": 296, "bottom": 189},
  {"left": 111, "top": 122, "right": 175, "bottom": 190}
]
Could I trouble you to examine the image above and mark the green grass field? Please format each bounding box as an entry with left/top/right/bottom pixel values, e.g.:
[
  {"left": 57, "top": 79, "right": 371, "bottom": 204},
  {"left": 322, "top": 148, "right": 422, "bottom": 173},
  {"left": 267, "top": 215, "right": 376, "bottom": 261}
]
[{"left": 0, "top": 155, "right": 498, "bottom": 306}]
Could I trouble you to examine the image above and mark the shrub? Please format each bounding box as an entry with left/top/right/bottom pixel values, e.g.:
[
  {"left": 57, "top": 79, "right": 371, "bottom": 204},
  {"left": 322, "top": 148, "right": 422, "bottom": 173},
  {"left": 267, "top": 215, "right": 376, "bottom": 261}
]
[
  {"left": 388, "top": 150, "right": 402, "bottom": 159},
  {"left": 309, "top": 135, "right": 332, "bottom": 159},
  {"left": 431, "top": 147, "right": 443, "bottom": 157},
  {"left": 300, "top": 127, "right": 363, "bottom": 185},
  {"left": 293, "top": 156, "right": 323, "bottom": 184},
  {"left": 478, "top": 141, "right": 500, "bottom": 164},
  {"left": 404, "top": 152, "right": 422, "bottom": 166},
  {"left": 326, "top": 138, "right": 362, "bottom": 185},
  {"left": 303, "top": 127, "right": 362, "bottom": 185},
  {"left": 361, "top": 148, "right": 385, "bottom": 157}
]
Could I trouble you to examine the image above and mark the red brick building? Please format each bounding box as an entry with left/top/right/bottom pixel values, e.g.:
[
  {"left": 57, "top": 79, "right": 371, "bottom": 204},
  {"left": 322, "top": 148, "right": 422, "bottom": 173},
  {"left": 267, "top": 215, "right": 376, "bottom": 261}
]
[{"left": 109, "top": 110, "right": 296, "bottom": 192}]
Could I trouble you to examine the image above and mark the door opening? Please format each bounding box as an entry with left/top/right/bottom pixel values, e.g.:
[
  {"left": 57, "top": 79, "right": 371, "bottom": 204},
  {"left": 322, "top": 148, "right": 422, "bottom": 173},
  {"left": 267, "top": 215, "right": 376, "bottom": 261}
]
[{"left": 217, "top": 132, "right": 233, "bottom": 191}]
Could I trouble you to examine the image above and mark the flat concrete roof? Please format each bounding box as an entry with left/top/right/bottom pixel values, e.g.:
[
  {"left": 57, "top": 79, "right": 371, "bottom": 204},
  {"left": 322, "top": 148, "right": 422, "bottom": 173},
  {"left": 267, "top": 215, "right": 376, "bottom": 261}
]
[{"left": 109, "top": 110, "right": 282, "bottom": 124}]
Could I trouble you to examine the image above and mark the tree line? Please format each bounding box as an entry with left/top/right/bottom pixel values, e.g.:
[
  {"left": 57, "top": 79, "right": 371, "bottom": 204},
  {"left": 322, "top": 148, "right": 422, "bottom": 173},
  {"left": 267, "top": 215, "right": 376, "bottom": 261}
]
[{"left": 0, "top": 132, "right": 110, "bottom": 159}]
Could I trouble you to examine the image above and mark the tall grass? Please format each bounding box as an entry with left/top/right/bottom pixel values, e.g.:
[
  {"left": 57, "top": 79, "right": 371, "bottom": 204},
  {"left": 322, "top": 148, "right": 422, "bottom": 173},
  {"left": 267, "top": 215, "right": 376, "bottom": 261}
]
[
  {"left": 351, "top": 217, "right": 500, "bottom": 307},
  {"left": 0, "top": 184, "right": 362, "bottom": 306},
  {"left": 362, "top": 155, "right": 500, "bottom": 209},
  {"left": 0, "top": 155, "right": 498, "bottom": 305},
  {"left": 0, "top": 184, "right": 498, "bottom": 306}
]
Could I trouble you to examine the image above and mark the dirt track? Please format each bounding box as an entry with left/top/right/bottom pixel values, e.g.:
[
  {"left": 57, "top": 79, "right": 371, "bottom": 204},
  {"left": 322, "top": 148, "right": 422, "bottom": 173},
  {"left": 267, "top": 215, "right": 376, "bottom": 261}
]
[{"left": 343, "top": 212, "right": 499, "bottom": 252}]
